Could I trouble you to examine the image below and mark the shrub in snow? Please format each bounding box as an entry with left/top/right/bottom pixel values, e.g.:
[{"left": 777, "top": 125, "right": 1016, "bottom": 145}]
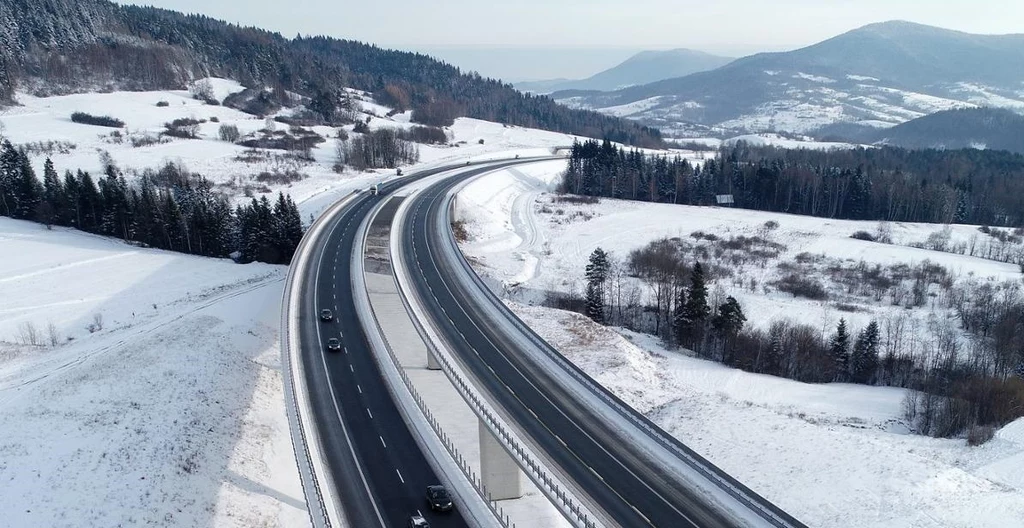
[
  {"left": 218, "top": 124, "right": 240, "bottom": 143},
  {"left": 851, "top": 231, "right": 876, "bottom": 242},
  {"left": 155, "top": 100, "right": 170, "bottom": 107},
  {"left": 396, "top": 125, "right": 447, "bottom": 145},
  {"left": 967, "top": 425, "right": 996, "bottom": 446},
  {"left": 774, "top": 273, "right": 829, "bottom": 300},
  {"left": 71, "top": 112, "right": 124, "bottom": 128},
  {"left": 163, "top": 117, "right": 205, "bottom": 139}
]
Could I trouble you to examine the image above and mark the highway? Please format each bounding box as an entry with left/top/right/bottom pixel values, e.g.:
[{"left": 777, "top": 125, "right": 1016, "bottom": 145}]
[
  {"left": 294, "top": 165, "right": 472, "bottom": 528},
  {"left": 395, "top": 167, "right": 809, "bottom": 528}
]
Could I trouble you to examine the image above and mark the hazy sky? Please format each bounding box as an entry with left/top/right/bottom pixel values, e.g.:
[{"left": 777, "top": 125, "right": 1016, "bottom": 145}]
[{"left": 116, "top": 0, "right": 1023, "bottom": 80}]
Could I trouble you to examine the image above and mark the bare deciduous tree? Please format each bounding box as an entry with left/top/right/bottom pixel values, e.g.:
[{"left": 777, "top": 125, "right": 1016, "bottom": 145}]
[
  {"left": 17, "top": 322, "right": 41, "bottom": 346},
  {"left": 47, "top": 321, "right": 60, "bottom": 347},
  {"left": 88, "top": 313, "right": 104, "bottom": 333}
]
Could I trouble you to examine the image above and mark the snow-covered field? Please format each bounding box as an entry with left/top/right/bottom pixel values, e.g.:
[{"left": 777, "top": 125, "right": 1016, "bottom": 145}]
[
  {"left": 0, "top": 217, "right": 305, "bottom": 528},
  {"left": 0, "top": 84, "right": 597, "bottom": 528},
  {"left": 456, "top": 161, "right": 1024, "bottom": 528},
  {"left": 458, "top": 161, "right": 1021, "bottom": 340}
]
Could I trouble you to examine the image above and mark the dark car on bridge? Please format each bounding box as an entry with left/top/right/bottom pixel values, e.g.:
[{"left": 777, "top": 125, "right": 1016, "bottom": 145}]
[
  {"left": 426, "top": 485, "right": 453, "bottom": 512},
  {"left": 319, "top": 309, "right": 333, "bottom": 322},
  {"left": 325, "top": 338, "right": 342, "bottom": 352}
]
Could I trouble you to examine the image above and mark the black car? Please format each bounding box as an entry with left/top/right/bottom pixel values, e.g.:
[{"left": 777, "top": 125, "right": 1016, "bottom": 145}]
[
  {"left": 326, "top": 338, "right": 342, "bottom": 352},
  {"left": 425, "top": 485, "right": 453, "bottom": 512},
  {"left": 319, "top": 309, "right": 333, "bottom": 322}
]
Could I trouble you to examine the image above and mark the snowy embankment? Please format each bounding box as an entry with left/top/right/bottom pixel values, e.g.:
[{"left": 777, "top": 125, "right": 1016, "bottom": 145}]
[
  {"left": 455, "top": 162, "right": 1024, "bottom": 528},
  {"left": 0, "top": 217, "right": 306, "bottom": 527}
]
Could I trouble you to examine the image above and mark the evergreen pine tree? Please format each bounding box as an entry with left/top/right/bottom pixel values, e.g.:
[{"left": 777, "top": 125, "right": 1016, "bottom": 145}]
[
  {"left": 76, "top": 171, "right": 102, "bottom": 233},
  {"left": 851, "top": 321, "right": 880, "bottom": 384},
  {"left": 13, "top": 150, "right": 42, "bottom": 220},
  {"left": 62, "top": 170, "right": 80, "bottom": 227},
  {"left": 672, "top": 288, "right": 687, "bottom": 346},
  {"left": 763, "top": 323, "right": 784, "bottom": 375},
  {"left": 584, "top": 247, "right": 610, "bottom": 324},
  {"left": 271, "top": 192, "right": 304, "bottom": 264},
  {"left": 134, "top": 177, "right": 161, "bottom": 248},
  {"left": 712, "top": 295, "right": 746, "bottom": 364},
  {"left": 712, "top": 296, "right": 746, "bottom": 337},
  {"left": 585, "top": 282, "right": 605, "bottom": 324},
  {"left": 585, "top": 247, "right": 610, "bottom": 286},
  {"left": 39, "top": 158, "right": 62, "bottom": 226},
  {"left": 829, "top": 319, "right": 851, "bottom": 382},
  {"left": 161, "top": 192, "right": 185, "bottom": 251},
  {"left": 99, "top": 168, "right": 131, "bottom": 239},
  {"left": 680, "top": 262, "right": 710, "bottom": 352},
  {"left": 0, "top": 140, "right": 19, "bottom": 217}
]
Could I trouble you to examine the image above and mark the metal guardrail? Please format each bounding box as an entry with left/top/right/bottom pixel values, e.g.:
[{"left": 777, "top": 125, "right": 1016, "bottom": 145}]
[
  {"left": 438, "top": 172, "right": 805, "bottom": 528},
  {"left": 350, "top": 193, "right": 511, "bottom": 528},
  {"left": 281, "top": 193, "right": 360, "bottom": 528},
  {"left": 390, "top": 170, "right": 603, "bottom": 528}
]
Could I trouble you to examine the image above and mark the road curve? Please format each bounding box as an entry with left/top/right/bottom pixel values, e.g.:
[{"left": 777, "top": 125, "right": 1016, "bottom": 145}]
[
  {"left": 290, "top": 164, "right": 476, "bottom": 528},
  {"left": 395, "top": 166, "right": 809, "bottom": 528}
]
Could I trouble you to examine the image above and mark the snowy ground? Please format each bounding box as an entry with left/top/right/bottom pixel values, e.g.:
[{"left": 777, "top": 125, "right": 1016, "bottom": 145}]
[
  {"left": 0, "top": 217, "right": 306, "bottom": 528},
  {"left": 510, "top": 305, "right": 1024, "bottom": 528},
  {"left": 455, "top": 162, "right": 1024, "bottom": 528},
  {"left": 457, "top": 161, "right": 1021, "bottom": 343},
  {"left": 0, "top": 84, "right": 611, "bottom": 528}
]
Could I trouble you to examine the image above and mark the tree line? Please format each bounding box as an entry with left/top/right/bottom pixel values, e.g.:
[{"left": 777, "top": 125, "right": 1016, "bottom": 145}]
[
  {"left": 0, "top": 141, "right": 304, "bottom": 264},
  {"left": 562, "top": 139, "right": 1024, "bottom": 227},
  {"left": 568, "top": 242, "right": 1024, "bottom": 441}
]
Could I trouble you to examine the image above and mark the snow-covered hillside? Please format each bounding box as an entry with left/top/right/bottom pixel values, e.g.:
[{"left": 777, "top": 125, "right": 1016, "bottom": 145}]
[
  {"left": 0, "top": 83, "right": 598, "bottom": 528},
  {"left": 0, "top": 78, "right": 581, "bottom": 220},
  {"left": 0, "top": 217, "right": 305, "bottom": 528},
  {"left": 559, "top": 76, "right": 998, "bottom": 138},
  {"left": 455, "top": 161, "right": 1024, "bottom": 528}
]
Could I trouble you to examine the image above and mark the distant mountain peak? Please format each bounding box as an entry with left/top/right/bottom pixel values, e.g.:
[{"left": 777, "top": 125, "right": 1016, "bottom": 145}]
[
  {"left": 555, "top": 21, "right": 1024, "bottom": 137},
  {"left": 516, "top": 48, "right": 733, "bottom": 94}
]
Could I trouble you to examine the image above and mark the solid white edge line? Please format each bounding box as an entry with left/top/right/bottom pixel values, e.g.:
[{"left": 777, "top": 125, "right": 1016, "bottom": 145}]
[
  {"left": 283, "top": 193, "right": 357, "bottom": 528},
  {"left": 311, "top": 196, "right": 389, "bottom": 528}
]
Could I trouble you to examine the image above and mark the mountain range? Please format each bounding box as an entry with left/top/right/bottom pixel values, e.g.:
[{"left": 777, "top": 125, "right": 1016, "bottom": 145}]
[
  {"left": 515, "top": 49, "right": 733, "bottom": 94},
  {"left": 554, "top": 21, "right": 1024, "bottom": 138}
]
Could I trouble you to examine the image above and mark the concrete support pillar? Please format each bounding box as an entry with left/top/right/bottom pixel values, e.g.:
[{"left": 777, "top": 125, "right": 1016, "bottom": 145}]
[
  {"left": 426, "top": 349, "right": 441, "bottom": 370},
  {"left": 479, "top": 419, "right": 522, "bottom": 500}
]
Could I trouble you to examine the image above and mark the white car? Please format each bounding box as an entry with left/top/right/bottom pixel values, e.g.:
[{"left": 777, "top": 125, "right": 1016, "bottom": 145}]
[{"left": 408, "top": 514, "right": 429, "bottom": 528}]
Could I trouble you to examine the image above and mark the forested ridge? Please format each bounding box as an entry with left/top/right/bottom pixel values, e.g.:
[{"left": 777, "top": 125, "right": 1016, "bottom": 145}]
[
  {"left": 0, "top": 0, "right": 662, "bottom": 147},
  {"left": 562, "top": 139, "right": 1024, "bottom": 227}
]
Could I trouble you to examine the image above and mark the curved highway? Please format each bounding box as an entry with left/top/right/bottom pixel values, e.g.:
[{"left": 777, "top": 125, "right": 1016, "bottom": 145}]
[
  {"left": 394, "top": 166, "right": 808, "bottom": 528},
  {"left": 294, "top": 165, "right": 472, "bottom": 528}
]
